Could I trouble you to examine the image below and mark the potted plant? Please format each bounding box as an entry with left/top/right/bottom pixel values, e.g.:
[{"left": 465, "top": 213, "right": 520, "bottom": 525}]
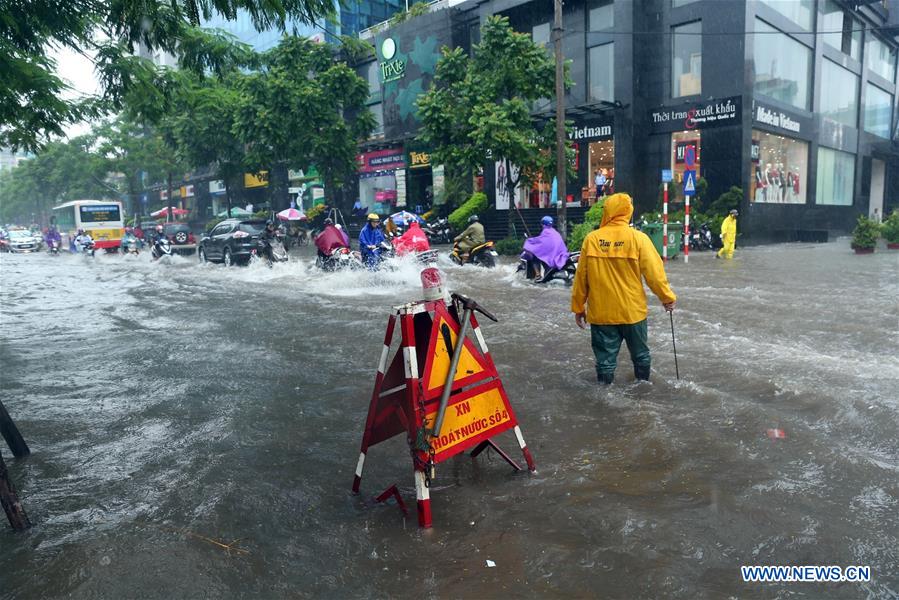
[
  {"left": 881, "top": 209, "right": 899, "bottom": 250},
  {"left": 850, "top": 214, "right": 880, "bottom": 254}
]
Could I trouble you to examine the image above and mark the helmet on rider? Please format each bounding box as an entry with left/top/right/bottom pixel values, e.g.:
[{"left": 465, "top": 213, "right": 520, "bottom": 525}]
[
  {"left": 468, "top": 215, "right": 479, "bottom": 223},
  {"left": 541, "top": 215, "right": 554, "bottom": 226},
  {"left": 367, "top": 213, "right": 381, "bottom": 225},
  {"left": 729, "top": 209, "right": 739, "bottom": 216},
  {"left": 156, "top": 224, "right": 164, "bottom": 233},
  {"left": 76, "top": 228, "right": 84, "bottom": 235},
  {"left": 125, "top": 226, "right": 132, "bottom": 233}
]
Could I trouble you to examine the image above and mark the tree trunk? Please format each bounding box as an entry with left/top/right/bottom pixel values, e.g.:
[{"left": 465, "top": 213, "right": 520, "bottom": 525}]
[
  {"left": 166, "top": 172, "right": 174, "bottom": 222},
  {"left": 270, "top": 163, "right": 290, "bottom": 214},
  {"left": 0, "top": 452, "right": 31, "bottom": 530}
]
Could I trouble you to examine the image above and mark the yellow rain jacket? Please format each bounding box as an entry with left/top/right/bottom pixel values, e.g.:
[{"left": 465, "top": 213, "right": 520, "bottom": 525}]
[
  {"left": 571, "top": 193, "right": 677, "bottom": 325},
  {"left": 720, "top": 215, "right": 737, "bottom": 243}
]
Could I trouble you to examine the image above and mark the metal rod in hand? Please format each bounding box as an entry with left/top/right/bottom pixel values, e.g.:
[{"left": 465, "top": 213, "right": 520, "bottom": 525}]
[
  {"left": 431, "top": 307, "right": 473, "bottom": 438},
  {"left": 669, "top": 310, "right": 680, "bottom": 380}
]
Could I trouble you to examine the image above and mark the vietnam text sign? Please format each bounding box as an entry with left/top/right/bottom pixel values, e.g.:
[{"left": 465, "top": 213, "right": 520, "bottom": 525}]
[{"left": 424, "top": 381, "right": 515, "bottom": 462}]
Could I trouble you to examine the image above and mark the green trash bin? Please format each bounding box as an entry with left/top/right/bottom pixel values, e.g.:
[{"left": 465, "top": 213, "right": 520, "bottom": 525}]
[{"left": 641, "top": 222, "right": 682, "bottom": 259}]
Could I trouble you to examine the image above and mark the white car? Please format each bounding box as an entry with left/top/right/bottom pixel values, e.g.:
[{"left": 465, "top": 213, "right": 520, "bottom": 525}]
[{"left": 7, "top": 229, "right": 43, "bottom": 253}]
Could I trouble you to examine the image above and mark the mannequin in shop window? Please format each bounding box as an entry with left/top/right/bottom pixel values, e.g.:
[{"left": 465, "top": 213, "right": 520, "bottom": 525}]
[
  {"left": 786, "top": 170, "right": 795, "bottom": 202},
  {"left": 755, "top": 165, "right": 766, "bottom": 202},
  {"left": 764, "top": 163, "right": 775, "bottom": 202},
  {"left": 792, "top": 166, "right": 800, "bottom": 200},
  {"left": 778, "top": 163, "right": 788, "bottom": 203}
]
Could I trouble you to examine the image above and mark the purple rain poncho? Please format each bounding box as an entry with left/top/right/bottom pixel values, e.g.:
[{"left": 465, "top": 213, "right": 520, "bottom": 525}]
[{"left": 522, "top": 224, "right": 569, "bottom": 269}]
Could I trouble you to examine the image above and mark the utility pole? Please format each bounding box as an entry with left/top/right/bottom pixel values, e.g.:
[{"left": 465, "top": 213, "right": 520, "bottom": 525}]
[{"left": 553, "top": 0, "right": 567, "bottom": 237}]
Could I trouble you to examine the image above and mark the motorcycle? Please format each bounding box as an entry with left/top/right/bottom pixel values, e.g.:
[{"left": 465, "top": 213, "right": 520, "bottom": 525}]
[
  {"left": 151, "top": 237, "right": 173, "bottom": 260},
  {"left": 360, "top": 240, "right": 396, "bottom": 270},
  {"left": 315, "top": 246, "right": 364, "bottom": 271},
  {"left": 518, "top": 251, "right": 580, "bottom": 283},
  {"left": 255, "top": 235, "right": 289, "bottom": 266},
  {"left": 683, "top": 223, "right": 715, "bottom": 252},
  {"left": 422, "top": 217, "right": 452, "bottom": 244},
  {"left": 121, "top": 238, "right": 141, "bottom": 256},
  {"left": 47, "top": 239, "right": 62, "bottom": 255},
  {"left": 77, "top": 239, "right": 96, "bottom": 257},
  {"left": 450, "top": 241, "right": 498, "bottom": 268}
]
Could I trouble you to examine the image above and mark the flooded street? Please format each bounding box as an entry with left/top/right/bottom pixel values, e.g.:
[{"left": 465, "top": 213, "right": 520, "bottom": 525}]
[{"left": 1, "top": 242, "right": 897, "bottom": 599}]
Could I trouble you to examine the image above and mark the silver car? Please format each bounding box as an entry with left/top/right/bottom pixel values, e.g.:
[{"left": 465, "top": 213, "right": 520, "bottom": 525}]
[{"left": 7, "top": 229, "right": 42, "bottom": 253}]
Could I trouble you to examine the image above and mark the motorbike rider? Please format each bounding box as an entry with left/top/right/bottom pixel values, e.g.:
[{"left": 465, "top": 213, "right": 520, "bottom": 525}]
[
  {"left": 153, "top": 224, "right": 167, "bottom": 244},
  {"left": 454, "top": 214, "right": 485, "bottom": 259},
  {"left": 394, "top": 220, "right": 431, "bottom": 256},
  {"left": 314, "top": 218, "right": 350, "bottom": 258},
  {"left": 258, "top": 220, "right": 279, "bottom": 261},
  {"left": 44, "top": 225, "right": 62, "bottom": 249},
  {"left": 521, "top": 216, "right": 569, "bottom": 282},
  {"left": 121, "top": 226, "right": 139, "bottom": 250},
  {"left": 74, "top": 228, "right": 94, "bottom": 252},
  {"left": 359, "top": 213, "right": 386, "bottom": 269}
]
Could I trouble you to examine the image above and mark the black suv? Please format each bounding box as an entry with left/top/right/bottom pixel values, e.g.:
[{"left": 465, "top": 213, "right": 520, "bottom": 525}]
[
  {"left": 163, "top": 223, "right": 197, "bottom": 255},
  {"left": 198, "top": 219, "right": 267, "bottom": 266}
]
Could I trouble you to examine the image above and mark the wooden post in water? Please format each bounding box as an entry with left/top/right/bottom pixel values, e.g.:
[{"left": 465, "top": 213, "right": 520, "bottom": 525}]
[
  {"left": 0, "top": 451, "right": 31, "bottom": 530},
  {"left": 0, "top": 400, "right": 30, "bottom": 457}
]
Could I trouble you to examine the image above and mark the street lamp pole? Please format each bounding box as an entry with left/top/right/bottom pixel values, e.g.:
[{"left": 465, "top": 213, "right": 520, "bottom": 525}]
[{"left": 553, "top": 0, "right": 567, "bottom": 237}]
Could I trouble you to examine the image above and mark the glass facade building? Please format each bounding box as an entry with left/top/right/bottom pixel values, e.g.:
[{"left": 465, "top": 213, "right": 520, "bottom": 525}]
[{"left": 361, "top": 0, "right": 899, "bottom": 241}]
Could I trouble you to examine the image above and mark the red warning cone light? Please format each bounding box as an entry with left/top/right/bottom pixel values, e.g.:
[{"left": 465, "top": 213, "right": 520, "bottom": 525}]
[{"left": 420, "top": 267, "right": 444, "bottom": 302}]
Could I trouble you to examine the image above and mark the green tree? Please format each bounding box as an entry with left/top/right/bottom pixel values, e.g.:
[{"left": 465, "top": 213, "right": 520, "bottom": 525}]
[
  {"left": 1, "top": 0, "right": 335, "bottom": 151},
  {"left": 233, "top": 35, "right": 374, "bottom": 211},
  {"left": 417, "top": 16, "right": 568, "bottom": 226}
]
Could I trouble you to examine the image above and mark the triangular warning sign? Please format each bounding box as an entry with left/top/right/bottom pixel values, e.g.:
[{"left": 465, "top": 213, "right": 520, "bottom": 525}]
[
  {"left": 684, "top": 171, "right": 695, "bottom": 193},
  {"left": 421, "top": 305, "right": 494, "bottom": 399}
]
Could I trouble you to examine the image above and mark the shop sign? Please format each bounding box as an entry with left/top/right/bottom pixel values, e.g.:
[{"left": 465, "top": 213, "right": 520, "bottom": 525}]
[
  {"left": 379, "top": 37, "right": 406, "bottom": 83},
  {"left": 409, "top": 151, "right": 431, "bottom": 169},
  {"left": 395, "top": 168, "right": 407, "bottom": 207},
  {"left": 288, "top": 169, "right": 305, "bottom": 180},
  {"left": 568, "top": 123, "right": 613, "bottom": 142},
  {"left": 209, "top": 180, "right": 226, "bottom": 195},
  {"left": 650, "top": 96, "right": 741, "bottom": 133},
  {"left": 180, "top": 184, "right": 195, "bottom": 198},
  {"left": 244, "top": 171, "right": 269, "bottom": 188},
  {"left": 357, "top": 147, "right": 406, "bottom": 173},
  {"left": 752, "top": 100, "right": 812, "bottom": 136}
]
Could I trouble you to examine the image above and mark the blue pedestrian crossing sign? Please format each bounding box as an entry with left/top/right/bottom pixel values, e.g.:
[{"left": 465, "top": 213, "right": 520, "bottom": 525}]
[{"left": 683, "top": 169, "right": 697, "bottom": 196}]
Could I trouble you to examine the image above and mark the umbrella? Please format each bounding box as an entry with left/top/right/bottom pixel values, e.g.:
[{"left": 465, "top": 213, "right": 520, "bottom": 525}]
[
  {"left": 151, "top": 207, "right": 189, "bottom": 219},
  {"left": 216, "top": 207, "right": 253, "bottom": 217},
  {"left": 276, "top": 208, "right": 307, "bottom": 221},
  {"left": 389, "top": 210, "right": 421, "bottom": 226}
]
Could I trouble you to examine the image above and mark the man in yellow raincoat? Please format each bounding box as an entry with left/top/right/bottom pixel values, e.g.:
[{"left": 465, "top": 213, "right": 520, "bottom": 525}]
[
  {"left": 571, "top": 193, "right": 677, "bottom": 384},
  {"left": 717, "top": 209, "right": 738, "bottom": 259}
]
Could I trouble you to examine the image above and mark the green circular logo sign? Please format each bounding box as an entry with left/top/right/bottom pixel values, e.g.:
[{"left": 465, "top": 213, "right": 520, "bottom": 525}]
[{"left": 381, "top": 38, "right": 396, "bottom": 60}]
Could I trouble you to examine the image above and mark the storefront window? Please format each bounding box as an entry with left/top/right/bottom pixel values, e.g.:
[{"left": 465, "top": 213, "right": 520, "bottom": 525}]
[
  {"left": 820, "top": 58, "right": 859, "bottom": 127},
  {"left": 818, "top": 0, "right": 861, "bottom": 60},
  {"left": 365, "top": 61, "right": 380, "bottom": 95},
  {"left": 864, "top": 84, "right": 892, "bottom": 138},
  {"left": 750, "top": 130, "right": 808, "bottom": 204},
  {"left": 370, "top": 103, "right": 384, "bottom": 137},
  {"left": 532, "top": 22, "right": 550, "bottom": 47},
  {"left": 758, "top": 0, "right": 813, "bottom": 30},
  {"left": 865, "top": 36, "right": 897, "bottom": 83},
  {"left": 588, "top": 0, "right": 614, "bottom": 30},
  {"left": 670, "top": 130, "right": 700, "bottom": 202},
  {"left": 672, "top": 21, "right": 701, "bottom": 97},
  {"left": 589, "top": 43, "right": 614, "bottom": 103},
  {"left": 588, "top": 139, "right": 615, "bottom": 202},
  {"left": 360, "top": 173, "right": 397, "bottom": 213},
  {"left": 816, "top": 147, "right": 855, "bottom": 206},
  {"left": 753, "top": 19, "right": 812, "bottom": 110}
]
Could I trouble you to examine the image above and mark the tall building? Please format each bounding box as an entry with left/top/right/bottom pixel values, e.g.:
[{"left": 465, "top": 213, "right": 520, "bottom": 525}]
[
  {"left": 356, "top": 0, "right": 899, "bottom": 242},
  {"left": 0, "top": 147, "right": 32, "bottom": 173}
]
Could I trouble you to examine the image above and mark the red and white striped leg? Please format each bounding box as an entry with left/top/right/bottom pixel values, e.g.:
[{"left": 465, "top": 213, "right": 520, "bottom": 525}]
[
  {"left": 514, "top": 425, "right": 536, "bottom": 473},
  {"left": 414, "top": 469, "right": 432, "bottom": 528}
]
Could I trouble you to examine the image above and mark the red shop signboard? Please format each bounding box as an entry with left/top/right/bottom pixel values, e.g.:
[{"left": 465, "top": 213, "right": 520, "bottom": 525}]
[{"left": 357, "top": 147, "right": 406, "bottom": 173}]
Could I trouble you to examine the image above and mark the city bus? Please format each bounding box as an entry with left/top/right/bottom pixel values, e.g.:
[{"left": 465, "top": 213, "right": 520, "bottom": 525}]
[{"left": 52, "top": 200, "right": 125, "bottom": 250}]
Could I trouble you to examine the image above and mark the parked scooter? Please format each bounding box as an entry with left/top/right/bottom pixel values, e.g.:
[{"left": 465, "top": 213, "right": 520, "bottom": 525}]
[
  {"left": 151, "top": 237, "right": 173, "bottom": 260},
  {"left": 422, "top": 217, "right": 452, "bottom": 244},
  {"left": 450, "top": 241, "right": 498, "bottom": 268}
]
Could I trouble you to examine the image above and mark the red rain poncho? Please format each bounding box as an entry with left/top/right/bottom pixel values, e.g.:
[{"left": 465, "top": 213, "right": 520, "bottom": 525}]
[
  {"left": 315, "top": 225, "right": 349, "bottom": 255},
  {"left": 393, "top": 222, "right": 430, "bottom": 255}
]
